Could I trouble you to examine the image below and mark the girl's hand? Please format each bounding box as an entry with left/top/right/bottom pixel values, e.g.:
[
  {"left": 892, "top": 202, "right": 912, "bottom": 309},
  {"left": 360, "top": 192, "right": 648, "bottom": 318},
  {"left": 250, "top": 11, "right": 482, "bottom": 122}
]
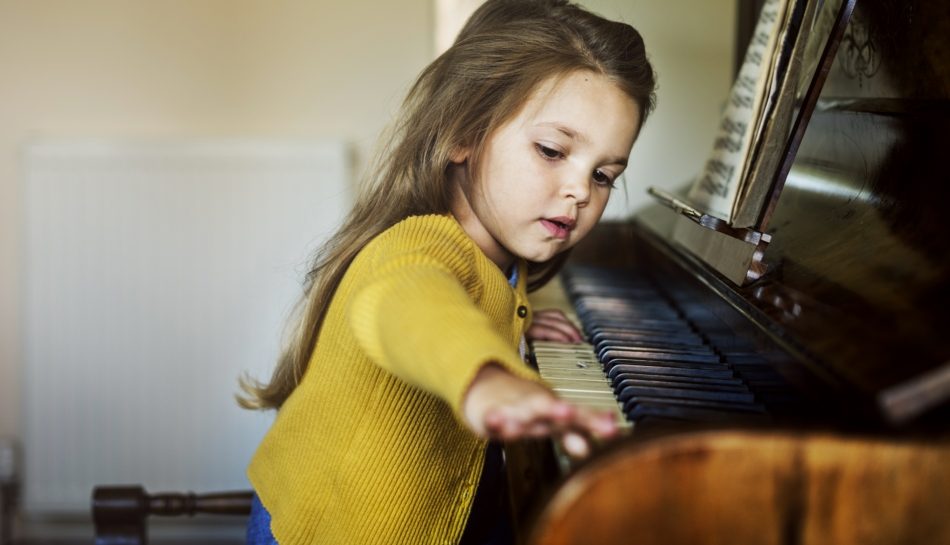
[
  {"left": 462, "top": 364, "right": 618, "bottom": 458},
  {"left": 526, "top": 309, "right": 584, "bottom": 344}
]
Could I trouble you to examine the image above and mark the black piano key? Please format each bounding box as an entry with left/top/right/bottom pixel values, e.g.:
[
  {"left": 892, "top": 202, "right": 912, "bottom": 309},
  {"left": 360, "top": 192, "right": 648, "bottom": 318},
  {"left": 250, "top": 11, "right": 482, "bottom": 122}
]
[
  {"left": 555, "top": 264, "right": 817, "bottom": 429},
  {"left": 578, "top": 304, "right": 677, "bottom": 313},
  {"left": 579, "top": 303, "right": 673, "bottom": 312},
  {"left": 607, "top": 364, "right": 735, "bottom": 380},
  {"left": 588, "top": 324, "right": 696, "bottom": 333},
  {"left": 572, "top": 291, "right": 659, "bottom": 301},
  {"left": 580, "top": 294, "right": 661, "bottom": 302},
  {"left": 626, "top": 403, "right": 771, "bottom": 423},
  {"left": 601, "top": 350, "right": 721, "bottom": 364},
  {"left": 589, "top": 311, "right": 673, "bottom": 318},
  {"left": 566, "top": 278, "right": 650, "bottom": 288},
  {"left": 604, "top": 360, "right": 730, "bottom": 375},
  {"left": 593, "top": 335, "right": 707, "bottom": 347},
  {"left": 591, "top": 332, "right": 705, "bottom": 346},
  {"left": 574, "top": 295, "right": 664, "bottom": 302},
  {"left": 609, "top": 377, "right": 750, "bottom": 393},
  {"left": 616, "top": 383, "right": 756, "bottom": 404},
  {"left": 577, "top": 306, "right": 679, "bottom": 317},
  {"left": 603, "top": 359, "right": 726, "bottom": 374},
  {"left": 594, "top": 341, "right": 713, "bottom": 355},
  {"left": 596, "top": 344, "right": 716, "bottom": 359},
  {"left": 594, "top": 338, "right": 715, "bottom": 350},
  {"left": 600, "top": 346, "right": 716, "bottom": 359},
  {"left": 583, "top": 315, "right": 687, "bottom": 324},
  {"left": 581, "top": 315, "right": 681, "bottom": 325},
  {"left": 590, "top": 332, "right": 712, "bottom": 348},
  {"left": 622, "top": 395, "right": 766, "bottom": 414},
  {"left": 586, "top": 322, "right": 690, "bottom": 334},
  {"left": 591, "top": 332, "right": 706, "bottom": 346},
  {"left": 611, "top": 373, "right": 746, "bottom": 389}
]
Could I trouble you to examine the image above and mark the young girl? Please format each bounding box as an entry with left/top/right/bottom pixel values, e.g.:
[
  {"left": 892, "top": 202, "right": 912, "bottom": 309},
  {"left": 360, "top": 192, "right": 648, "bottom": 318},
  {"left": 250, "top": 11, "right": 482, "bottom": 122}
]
[{"left": 240, "top": 1, "right": 655, "bottom": 543}]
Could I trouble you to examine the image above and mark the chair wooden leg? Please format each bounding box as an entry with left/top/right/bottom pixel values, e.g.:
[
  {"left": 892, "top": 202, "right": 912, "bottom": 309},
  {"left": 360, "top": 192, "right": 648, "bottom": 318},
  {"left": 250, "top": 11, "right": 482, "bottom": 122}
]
[{"left": 92, "top": 486, "right": 253, "bottom": 545}]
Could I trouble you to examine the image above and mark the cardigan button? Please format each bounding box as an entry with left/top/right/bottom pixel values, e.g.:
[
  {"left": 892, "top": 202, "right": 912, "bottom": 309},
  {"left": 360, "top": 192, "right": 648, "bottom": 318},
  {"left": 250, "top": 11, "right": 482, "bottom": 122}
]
[{"left": 517, "top": 305, "right": 528, "bottom": 318}]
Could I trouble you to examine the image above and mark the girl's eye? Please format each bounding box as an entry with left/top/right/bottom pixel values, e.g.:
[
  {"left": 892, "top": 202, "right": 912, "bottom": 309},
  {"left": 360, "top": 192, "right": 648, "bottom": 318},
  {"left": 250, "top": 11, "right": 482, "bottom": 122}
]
[
  {"left": 593, "top": 169, "right": 615, "bottom": 187},
  {"left": 535, "top": 144, "right": 563, "bottom": 161}
]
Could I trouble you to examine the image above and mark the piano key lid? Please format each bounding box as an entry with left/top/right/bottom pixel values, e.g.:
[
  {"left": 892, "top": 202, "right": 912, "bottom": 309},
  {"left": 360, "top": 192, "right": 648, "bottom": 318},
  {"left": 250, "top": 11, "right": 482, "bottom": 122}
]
[{"left": 647, "top": 186, "right": 771, "bottom": 286}]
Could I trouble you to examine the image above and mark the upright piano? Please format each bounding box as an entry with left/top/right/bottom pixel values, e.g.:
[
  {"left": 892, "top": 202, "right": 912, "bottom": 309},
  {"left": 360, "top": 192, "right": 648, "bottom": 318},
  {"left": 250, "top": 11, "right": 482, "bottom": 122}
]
[{"left": 511, "top": 1, "right": 950, "bottom": 543}]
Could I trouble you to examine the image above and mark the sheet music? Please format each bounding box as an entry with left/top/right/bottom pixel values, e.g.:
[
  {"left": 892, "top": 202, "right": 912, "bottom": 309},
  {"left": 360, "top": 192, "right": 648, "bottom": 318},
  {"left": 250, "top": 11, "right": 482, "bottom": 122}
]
[
  {"left": 686, "top": 0, "right": 788, "bottom": 221},
  {"left": 732, "top": 0, "right": 820, "bottom": 227}
]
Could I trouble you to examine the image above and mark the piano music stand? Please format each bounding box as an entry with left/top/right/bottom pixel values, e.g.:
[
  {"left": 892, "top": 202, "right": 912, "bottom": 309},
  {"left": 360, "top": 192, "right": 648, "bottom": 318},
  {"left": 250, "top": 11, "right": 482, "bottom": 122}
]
[{"left": 650, "top": 0, "right": 857, "bottom": 286}]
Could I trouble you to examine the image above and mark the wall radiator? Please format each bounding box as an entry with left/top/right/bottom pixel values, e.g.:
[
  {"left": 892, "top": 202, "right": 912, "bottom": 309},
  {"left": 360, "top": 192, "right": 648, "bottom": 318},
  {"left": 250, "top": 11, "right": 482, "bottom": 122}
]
[{"left": 20, "top": 140, "right": 349, "bottom": 514}]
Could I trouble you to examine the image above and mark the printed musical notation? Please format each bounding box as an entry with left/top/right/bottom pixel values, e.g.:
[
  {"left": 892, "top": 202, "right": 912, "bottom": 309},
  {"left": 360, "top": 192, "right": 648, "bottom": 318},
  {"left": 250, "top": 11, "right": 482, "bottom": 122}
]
[{"left": 687, "top": 0, "right": 786, "bottom": 221}]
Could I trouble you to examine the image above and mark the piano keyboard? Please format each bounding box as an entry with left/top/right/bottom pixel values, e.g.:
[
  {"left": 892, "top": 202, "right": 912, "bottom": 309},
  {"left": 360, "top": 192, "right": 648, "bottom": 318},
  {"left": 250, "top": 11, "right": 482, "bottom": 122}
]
[{"left": 529, "top": 265, "right": 805, "bottom": 431}]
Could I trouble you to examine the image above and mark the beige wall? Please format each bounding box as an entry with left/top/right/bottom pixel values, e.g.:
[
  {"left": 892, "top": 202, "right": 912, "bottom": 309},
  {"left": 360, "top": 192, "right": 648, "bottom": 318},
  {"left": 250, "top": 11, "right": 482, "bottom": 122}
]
[
  {"left": 0, "top": 0, "right": 433, "bottom": 441},
  {"left": 585, "top": 0, "right": 735, "bottom": 217},
  {"left": 0, "top": 1, "right": 733, "bottom": 443}
]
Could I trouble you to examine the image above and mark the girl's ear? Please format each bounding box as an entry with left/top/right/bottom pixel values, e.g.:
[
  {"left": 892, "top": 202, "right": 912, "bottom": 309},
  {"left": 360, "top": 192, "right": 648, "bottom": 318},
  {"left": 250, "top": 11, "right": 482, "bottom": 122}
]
[{"left": 449, "top": 146, "right": 470, "bottom": 164}]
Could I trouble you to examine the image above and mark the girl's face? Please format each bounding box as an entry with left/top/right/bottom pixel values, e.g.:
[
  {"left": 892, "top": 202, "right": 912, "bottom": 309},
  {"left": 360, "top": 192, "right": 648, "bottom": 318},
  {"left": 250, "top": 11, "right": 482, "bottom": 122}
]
[{"left": 453, "top": 70, "right": 641, "bottom": 269}]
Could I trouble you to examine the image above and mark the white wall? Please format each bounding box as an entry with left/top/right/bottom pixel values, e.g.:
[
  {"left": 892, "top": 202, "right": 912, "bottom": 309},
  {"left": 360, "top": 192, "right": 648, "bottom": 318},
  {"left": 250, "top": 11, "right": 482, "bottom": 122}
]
[{"left": 0, "top": 0, "right": 733, "bottom": 451}]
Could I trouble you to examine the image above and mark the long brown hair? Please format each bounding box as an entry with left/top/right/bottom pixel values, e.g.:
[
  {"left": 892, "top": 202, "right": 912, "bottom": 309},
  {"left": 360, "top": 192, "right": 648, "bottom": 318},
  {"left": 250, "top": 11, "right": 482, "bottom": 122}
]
[{"left": 238, "top": 0, "right": 656, "bottom": 410}]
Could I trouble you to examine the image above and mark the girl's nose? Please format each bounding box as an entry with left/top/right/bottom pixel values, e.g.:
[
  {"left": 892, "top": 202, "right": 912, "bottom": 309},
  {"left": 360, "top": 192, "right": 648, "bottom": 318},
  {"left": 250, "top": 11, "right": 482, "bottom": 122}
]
[{"left": 560, "top": 170, "right": 591, "bottom": 205}]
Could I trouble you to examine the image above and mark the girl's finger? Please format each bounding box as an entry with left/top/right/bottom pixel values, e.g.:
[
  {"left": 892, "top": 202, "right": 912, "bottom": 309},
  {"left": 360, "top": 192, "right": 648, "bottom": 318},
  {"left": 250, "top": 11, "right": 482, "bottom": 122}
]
[
  {"left": 526, "top": 324, "right": 574, "bottom": 342},
  {"left": 530, "top": 318, "right": 582, "bottom": 340},
  {"left": 527, "top": 321, "right": 582, "bottom": 343},
  {"left": 525, "top": 419, "right": 554, "bottom": 437},
  {"left": 499, "top": 395, "right": 551, "bottom": 437},
  {"left": 543, "top": 399, "right": 575, "bottom": 425},
  {"left": 483, "top": 409, "right": 506, "bottom": 437},
  {"left": 530, "top": 311, "right": 578, "bottom": 327},
  {"left": 530, "top": 315, "right": 583, "bottom": 342},
  {"left": 533, "top": 309, "right": 571, "bottom": 320},
  {"left": 510, "top": 396, "right": 570, "bottom": 437},
  {"left": 573, "top": 406, "right": 618, "bottom": 438},
  {"left": 561, "top": 431, "right": 590, "bottom": 458}
]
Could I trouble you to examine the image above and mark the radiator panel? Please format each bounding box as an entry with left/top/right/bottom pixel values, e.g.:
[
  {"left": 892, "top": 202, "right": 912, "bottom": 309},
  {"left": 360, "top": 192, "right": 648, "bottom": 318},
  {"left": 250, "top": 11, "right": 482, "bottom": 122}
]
[{"left": 20, "top": 140, "right": 349, "bottom": 513}]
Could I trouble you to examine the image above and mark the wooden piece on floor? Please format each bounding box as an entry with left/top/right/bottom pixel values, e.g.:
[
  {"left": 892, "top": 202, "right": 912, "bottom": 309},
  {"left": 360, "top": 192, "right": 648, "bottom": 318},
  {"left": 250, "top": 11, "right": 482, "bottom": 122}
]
[{"left": 529, "top": 430, "right": 950, "bottom": 545}]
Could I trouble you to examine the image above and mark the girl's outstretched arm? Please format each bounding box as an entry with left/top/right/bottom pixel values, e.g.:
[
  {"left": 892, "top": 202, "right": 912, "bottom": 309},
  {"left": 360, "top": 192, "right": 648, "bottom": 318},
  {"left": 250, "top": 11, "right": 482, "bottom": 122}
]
[{"left": 462, "top": 364, "right": 618, "bottom": 458}]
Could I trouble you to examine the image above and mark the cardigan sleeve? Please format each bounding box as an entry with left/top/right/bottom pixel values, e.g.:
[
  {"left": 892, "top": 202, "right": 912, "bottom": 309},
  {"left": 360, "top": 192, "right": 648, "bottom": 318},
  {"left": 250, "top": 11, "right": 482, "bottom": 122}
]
[{"left": 346, "top": 238, "right": 542, "bottom": 418}]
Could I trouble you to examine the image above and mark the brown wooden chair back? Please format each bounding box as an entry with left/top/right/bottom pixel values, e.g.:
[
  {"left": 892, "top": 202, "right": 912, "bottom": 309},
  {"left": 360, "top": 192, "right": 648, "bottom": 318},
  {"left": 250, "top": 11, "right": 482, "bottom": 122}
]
[{"left": 530, "top": 430, "right": 950, "bottom": 545}]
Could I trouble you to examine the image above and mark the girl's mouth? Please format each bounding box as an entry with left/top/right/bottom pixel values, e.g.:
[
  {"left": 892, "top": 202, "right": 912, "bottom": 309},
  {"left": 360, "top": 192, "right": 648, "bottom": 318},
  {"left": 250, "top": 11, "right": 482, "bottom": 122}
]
[{"left": 540, "top": 217, "right": 575, "bottom": 240}]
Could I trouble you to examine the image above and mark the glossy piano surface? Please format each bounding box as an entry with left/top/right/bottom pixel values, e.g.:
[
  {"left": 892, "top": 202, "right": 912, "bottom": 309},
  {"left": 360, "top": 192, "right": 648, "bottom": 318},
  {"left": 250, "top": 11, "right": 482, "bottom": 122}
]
[{"left": 627, "top": 0, "right": 950, "bottom": 424}]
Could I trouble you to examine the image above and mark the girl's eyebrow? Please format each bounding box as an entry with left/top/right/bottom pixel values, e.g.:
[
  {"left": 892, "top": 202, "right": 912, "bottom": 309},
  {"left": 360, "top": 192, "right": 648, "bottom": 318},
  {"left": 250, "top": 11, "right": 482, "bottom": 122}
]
[
  {"left": 535, "top": 122, "right": 628, "bottom": 167},
  {"left": 537, "top": 122, "right": 589, "bottom": 144}
]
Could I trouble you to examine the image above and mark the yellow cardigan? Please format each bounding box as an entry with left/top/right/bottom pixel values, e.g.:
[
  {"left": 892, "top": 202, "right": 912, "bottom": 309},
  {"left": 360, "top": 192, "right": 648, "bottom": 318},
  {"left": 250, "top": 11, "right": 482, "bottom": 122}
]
[{"left": 248, "top": 214, "right": 543, "bottom": 545}]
